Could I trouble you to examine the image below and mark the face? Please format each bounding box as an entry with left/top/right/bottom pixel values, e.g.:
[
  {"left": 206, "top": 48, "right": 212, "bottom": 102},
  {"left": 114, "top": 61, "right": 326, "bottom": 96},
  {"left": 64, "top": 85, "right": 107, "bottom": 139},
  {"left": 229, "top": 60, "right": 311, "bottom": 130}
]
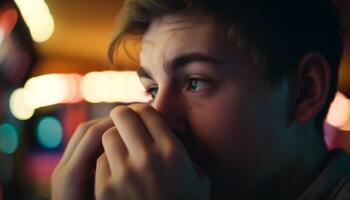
[{"left": 139, "top": 13, "right": 292, "bottom": 197}]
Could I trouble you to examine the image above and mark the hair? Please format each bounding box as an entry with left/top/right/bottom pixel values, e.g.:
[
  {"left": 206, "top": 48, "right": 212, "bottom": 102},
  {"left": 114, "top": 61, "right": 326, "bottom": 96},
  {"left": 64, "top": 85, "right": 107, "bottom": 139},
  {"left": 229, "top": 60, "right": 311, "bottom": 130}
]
[{"left": 108, "top": 0, "right": 344, "bottom": 133}]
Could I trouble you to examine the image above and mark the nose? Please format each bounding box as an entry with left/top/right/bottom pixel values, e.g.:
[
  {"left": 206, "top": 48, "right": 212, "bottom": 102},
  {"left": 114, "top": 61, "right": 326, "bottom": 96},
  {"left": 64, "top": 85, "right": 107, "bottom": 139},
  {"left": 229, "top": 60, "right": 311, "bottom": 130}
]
[{"left": 151, "top": 87, "right": 188, "bottom": 134}]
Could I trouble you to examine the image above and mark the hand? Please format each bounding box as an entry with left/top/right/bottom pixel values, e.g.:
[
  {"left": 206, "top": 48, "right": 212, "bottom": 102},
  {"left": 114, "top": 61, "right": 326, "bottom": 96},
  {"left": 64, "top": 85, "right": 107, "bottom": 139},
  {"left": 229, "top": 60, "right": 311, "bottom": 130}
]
[
  {"left": 51, "top": 118, "right": 114, "bottom": 200},
  {"left": 94, "top": 104, "right": 210, "bottom": 200}
]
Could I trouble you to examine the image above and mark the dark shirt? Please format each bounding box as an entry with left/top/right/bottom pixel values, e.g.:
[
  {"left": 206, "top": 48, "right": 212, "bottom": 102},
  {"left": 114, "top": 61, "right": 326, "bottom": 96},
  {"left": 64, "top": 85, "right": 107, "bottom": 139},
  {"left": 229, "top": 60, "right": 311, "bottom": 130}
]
[{"left": 298, "top": 149, "right": 350, "bottom": 199}]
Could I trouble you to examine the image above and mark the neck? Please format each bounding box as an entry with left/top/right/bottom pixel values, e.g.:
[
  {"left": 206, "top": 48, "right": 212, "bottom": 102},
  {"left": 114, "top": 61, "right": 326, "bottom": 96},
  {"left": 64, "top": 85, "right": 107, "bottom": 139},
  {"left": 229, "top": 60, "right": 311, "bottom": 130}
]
[
  {"left": 255, "top": 146, "right": 328, "bottom": 200},
  {"left": 260, "top": 131, "right": 328, "bottom": 200},
  {"left": 230, "top": 127, "right": 329, "bottom": 200}
]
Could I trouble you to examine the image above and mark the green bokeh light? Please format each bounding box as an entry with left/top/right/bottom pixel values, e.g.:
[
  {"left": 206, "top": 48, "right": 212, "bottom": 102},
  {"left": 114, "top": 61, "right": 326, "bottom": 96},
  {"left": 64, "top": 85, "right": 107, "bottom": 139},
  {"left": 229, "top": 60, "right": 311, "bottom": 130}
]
[
  {"left": 0, "top": 123, "right": 19, "bottom": 154},
  {"left": 36, "top": 116, "right": 63, "bottom": 149}
]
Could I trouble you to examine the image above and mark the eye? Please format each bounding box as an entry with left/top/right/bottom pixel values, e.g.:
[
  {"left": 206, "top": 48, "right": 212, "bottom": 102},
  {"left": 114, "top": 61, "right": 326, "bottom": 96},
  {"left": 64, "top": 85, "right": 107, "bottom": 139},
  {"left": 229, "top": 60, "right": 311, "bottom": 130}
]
[
  {"left": 187, "top": 78, "right": 210, "bottom": 91},
  {"left": 146, "top": 87, "right": 158, "bottom": 99}
]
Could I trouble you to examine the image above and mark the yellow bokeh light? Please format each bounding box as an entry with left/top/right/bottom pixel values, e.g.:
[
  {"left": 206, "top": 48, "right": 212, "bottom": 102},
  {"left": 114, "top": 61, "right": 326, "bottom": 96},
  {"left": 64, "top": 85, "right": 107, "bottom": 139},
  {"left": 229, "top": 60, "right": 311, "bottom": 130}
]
[
  {"left": 105, "top": 71, "right": 121, "bottom": 103},
  {"left": 97, "top": 72, "right": 113, "bottom": 102},
  {"left": 81, "top": 72, "right": 105, "bottom": 103},
  {"left": 9, "top": 71, "right": 151, "bottom": 120},
  {"left": 109, "top": 71, "right": 150, "bottom": 102},
  {"left": 326, "top": 92, "right": 350, "bottom": 127},
  {"left": 9, "top": 88, "right": 35, "bottom": 120},
  {"left": 81, "top": 71, "right": 149, "bottom": 103},
  {"left": 104, "top": 71, "right": 149, "bottom": 103},
  {"left": 24, "top": 74, "right": 69, "bottom": 109},
  {"left": 14, "top": 0, "right": 54, "bottom": 42}
]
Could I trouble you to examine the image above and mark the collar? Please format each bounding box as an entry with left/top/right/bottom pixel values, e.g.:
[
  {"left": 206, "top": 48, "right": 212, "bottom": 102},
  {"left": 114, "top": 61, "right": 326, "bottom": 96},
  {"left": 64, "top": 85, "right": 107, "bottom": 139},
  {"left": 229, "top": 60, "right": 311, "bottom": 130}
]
[{"left": 298, "top": 149, "right": 350, "bottom": 200}]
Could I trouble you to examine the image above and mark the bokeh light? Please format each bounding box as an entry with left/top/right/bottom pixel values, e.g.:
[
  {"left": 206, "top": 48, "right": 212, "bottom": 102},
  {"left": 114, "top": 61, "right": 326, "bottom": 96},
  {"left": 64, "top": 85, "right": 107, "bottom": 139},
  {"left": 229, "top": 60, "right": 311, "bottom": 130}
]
[
  {"left": 62, "top": 74, "right": 83, "bottom": 103},
  {"left": 0, "top": 7, "right": 18, "bottom": 36},
  {"left": 326, "top": 92, "right": 350, "bottom": 127},
  {"left": 9, "top": 88, "right": 35, "bottom": 120},
  {"left": 340, "top": 100, "right": 350, "bottom": 131},
  {"left": 24, "top": 74, "right": 69, "bottom": 109},
  {"left": 9, "top": 71, "right": 150, "bottom": 120},
  {"left": 36, "top": 116, "right": 63, "bottom": 149},
  {"left": 81, "top": 71, "right": 149, "bottom": 103},
  {"left": 108, "top": 71, "right": 150, "bottom": 102},
  {"left": 0, "top": 27, "right": 4, "bottom": 45},
  {"left": 80, "top": 72, "right": 109, "bottom": 103},
  {"left": 14, "top": 0, "right": 54, "bottom": 42},
  {"left": 0, "top": 123, "right": 19, "bottom": 154}
]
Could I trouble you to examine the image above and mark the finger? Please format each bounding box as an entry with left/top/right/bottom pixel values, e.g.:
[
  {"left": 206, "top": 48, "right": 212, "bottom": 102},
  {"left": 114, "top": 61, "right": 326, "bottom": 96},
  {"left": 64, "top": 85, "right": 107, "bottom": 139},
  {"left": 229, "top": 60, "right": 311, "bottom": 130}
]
[
  {"left": 95, "top": 153, "right": 112, "bottom": 198},
  {"left": 68, "top": 118, "right": 114, "bottom": 168},
  {"left": 129, "top": 104, "right": 178, "bottom": 150},
  {"left": 109, "top": 106, "right": 154, "bottom": 156},
  {"left": 56, "top": 118, "right": 102, "bottom": 169},
  {"left": 102, "top": 127, "right": 128, "bottom": 176}
]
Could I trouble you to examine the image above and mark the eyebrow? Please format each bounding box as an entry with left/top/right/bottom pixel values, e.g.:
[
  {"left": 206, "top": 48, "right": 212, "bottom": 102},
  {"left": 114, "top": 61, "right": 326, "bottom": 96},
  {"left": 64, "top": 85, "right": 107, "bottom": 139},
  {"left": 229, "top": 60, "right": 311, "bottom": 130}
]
[{"left": 137, "top": 53, "right": 223, "bottom": 79}]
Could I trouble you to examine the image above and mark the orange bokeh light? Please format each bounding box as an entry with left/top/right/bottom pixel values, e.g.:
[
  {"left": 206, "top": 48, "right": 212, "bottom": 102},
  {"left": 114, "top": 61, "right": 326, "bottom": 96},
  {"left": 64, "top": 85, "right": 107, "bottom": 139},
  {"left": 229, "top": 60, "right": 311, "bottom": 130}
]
[
  {"left": 326, "top": 92, "right": 350, "bottom": 127},
  {"left": 0, "top": 7, "right": 18, "bottom": 35},
  {"left": 340, "top": 100, "right": 350, "bottom": 131}
]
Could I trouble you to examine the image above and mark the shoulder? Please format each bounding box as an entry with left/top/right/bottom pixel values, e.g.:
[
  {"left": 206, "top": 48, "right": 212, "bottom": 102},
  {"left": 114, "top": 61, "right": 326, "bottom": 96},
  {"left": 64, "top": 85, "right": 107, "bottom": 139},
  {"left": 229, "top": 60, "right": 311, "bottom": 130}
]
[
  {"left": 326, "top": 150, "right": 350, "bottom": 200},
  {"left": 298, "top": 149, "right": 350, "bottom": 200},
  {"left": 328, "top": 174, "right": 350, "bottom": 200}
]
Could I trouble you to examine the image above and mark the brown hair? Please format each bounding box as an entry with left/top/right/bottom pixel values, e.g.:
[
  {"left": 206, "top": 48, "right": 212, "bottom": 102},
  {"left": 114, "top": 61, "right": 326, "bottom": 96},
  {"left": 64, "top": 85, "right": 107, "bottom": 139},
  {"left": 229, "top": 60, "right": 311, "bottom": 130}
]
[{"left": 108, "top": 0, "right": 343, "bottom": 133}]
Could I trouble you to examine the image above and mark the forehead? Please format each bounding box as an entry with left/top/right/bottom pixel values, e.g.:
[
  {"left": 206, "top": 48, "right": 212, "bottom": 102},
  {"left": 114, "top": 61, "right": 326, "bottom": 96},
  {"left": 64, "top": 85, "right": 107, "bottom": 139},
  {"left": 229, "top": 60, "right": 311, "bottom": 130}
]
[
  {"left": 140, "top": 13, "right": 234, "bottom": 65},
  {"left": 144, "top": 13, "right": 216, "bottom": 38}
]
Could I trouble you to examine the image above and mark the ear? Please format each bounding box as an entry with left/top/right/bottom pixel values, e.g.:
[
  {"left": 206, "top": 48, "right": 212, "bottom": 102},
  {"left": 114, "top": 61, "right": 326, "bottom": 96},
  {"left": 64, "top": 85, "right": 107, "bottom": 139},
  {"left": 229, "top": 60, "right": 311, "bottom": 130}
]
[{"left": 293, "top": 52, "right": 331, "bottom": 123}]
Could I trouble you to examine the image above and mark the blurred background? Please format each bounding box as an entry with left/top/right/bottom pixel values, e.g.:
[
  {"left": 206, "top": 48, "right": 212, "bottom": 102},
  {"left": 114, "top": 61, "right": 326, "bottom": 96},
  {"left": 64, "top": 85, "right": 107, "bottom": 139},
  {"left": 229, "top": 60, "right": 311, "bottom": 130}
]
[{"left": 0, "top": 0, "right": 349, "bottom": 199}]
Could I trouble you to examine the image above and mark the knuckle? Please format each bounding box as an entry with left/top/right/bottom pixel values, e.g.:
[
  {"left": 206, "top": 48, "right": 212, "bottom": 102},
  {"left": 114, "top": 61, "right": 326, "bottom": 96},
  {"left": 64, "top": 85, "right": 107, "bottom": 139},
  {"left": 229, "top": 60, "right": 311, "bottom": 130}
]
[
  {"left": 124, "top": 169, "right": 136, "bottom": 182},
  {"left": 137, "top": 150, "right": 154, "bottom": 169},
  {"left": 51, "top": 167, "right": 60, "bottom": 184},
  {"left": 115, "top": 167, "right": 134, "bottom": 184},
  {"left": 109, "top": 106, "right": 133, "bottom": 119},
  {"left": 87, "top": 125, "right": 99, "bottom": 134},
  {"left": 51, "top": 165, "right": 73, "bottom": 186},
  {"left": 97, "top": 153, "right": 107, "bottom": 166},
  {"left": 61, "top": 164, "right": 75, "bottom": 179},
  {"left": 131, "top": 103, "right": 153, "bottom": 114},
  {"left": 76, "top": 121, "right": 92, "bottom": 133},
  {"left": 101, "top": 128, "right": 114, "bottom": 145},
  {"left": 162, "top": 141, "right": 180, "bottom": 161},
  {"left": 51, "top": 162, "right": 64, "bottom": 177},
  {"left": 76, "top": 117, "right": 105, "bottom": 130},
  {"left": 86, "top": 124, "right": 102, "bottom": 138},
  {"left": 87, "top": 118, "right": 113, "bottom": 137},
  {"left": 52, "top": 166, "right": 75, "bottom": 186},
  {"left": 64, "top": 162, "right": 85, "bottom": 180},
  {"left": 96, "top": 182, "right": 115, "bottom": 200}
]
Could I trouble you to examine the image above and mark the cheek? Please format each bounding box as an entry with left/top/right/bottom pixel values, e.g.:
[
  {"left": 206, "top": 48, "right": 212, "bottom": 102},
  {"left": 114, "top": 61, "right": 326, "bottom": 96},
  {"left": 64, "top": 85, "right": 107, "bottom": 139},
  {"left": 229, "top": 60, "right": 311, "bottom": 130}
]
[
  {"left": 187, "top": 91, "right": 287, "bottom": 162},
  {"left": 188, "top": 94, "right": 247, "bottom": 149}
]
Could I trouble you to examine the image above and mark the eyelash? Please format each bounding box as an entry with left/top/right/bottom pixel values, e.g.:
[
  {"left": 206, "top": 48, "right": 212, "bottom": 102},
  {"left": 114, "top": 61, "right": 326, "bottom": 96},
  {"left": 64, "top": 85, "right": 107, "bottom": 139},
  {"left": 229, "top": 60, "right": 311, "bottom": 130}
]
[
  {"left": 145, "top": 77, "right": 212, "bottom": 99},
  {"left": 146, "top": 86, "right": 158, "bottom": 99},
  {"left": 186, "top": 77, "right": 211, "bottom": 91}
]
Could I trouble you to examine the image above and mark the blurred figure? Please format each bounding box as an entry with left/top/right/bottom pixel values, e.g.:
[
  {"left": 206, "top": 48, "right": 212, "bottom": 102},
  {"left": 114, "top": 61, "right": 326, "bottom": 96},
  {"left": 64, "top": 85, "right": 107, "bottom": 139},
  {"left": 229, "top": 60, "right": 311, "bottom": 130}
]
[{"left": 0, "top": 1, "right": 37, "bottom": 199}]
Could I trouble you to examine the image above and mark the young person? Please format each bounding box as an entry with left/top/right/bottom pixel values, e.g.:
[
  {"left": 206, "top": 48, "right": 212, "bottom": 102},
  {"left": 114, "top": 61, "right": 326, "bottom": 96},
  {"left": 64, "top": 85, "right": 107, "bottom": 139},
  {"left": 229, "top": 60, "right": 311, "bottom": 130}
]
[{"left": 52, "top": 0, "right": 350, "bottom": 199}]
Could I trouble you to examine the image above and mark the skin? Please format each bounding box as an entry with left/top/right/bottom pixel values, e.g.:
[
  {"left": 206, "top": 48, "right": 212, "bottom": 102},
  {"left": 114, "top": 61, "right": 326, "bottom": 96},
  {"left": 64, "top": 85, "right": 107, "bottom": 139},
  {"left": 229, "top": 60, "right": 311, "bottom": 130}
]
[{"left": 52, "top": 12, "right": 331, "bottom": 200}]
